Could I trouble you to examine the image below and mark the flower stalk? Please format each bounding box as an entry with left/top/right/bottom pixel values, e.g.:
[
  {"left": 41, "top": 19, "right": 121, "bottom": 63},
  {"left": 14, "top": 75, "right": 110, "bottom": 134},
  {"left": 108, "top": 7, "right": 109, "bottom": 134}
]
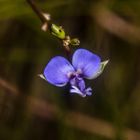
[
  {"left": 26, "top": 0, "right": 80, "bottom": 59},
  {"left": 27, "top": 0, "right": 109, "bottom": 97}
]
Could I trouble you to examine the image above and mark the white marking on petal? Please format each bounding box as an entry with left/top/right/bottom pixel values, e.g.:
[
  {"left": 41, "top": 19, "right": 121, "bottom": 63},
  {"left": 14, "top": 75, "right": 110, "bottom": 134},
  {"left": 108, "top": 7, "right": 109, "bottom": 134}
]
[{"left": 86, "top": 60, "right": 109, "bottom": 79}]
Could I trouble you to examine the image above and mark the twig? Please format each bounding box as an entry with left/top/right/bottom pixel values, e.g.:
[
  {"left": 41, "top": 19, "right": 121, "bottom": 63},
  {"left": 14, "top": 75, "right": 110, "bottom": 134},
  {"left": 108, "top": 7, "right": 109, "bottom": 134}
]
[
  {"left": 26, "top": 0, "right": 80, "bottom": 59},
  {"left": 26, "top": 0, "right": 51, "bottom": 33},
  {"left": 26, "top": 0, "right": 47, "bottom": 24}
]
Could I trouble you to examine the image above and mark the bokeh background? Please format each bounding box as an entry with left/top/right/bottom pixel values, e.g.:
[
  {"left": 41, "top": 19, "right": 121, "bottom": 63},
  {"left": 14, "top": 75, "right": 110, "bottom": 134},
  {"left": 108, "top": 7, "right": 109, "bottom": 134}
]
[{"left": 0, "top": 0, "right": 140, "bottom": 140}]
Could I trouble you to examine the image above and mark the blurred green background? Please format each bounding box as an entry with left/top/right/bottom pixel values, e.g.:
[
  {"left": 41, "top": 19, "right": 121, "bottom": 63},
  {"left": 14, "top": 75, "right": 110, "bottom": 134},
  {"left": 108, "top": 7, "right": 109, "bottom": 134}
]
[{"left": 0, "top": 0, "right": 140, "bottom": 140}]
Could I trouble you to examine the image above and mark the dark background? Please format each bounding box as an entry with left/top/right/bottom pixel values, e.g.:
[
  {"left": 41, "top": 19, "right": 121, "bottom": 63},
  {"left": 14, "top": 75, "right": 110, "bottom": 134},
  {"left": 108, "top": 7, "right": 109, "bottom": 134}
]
[{"left": 0, "top": 0, "right": 140, "bottom": 140}]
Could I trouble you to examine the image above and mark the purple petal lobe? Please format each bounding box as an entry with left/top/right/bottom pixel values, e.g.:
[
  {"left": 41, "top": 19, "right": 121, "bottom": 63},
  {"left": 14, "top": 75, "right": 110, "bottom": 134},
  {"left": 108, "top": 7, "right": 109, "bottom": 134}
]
[
  {"left": 70, "top": 77, "right": 85, "bottom": 92},
  {"left": 70, "top": 86, "right": 86, "bottom": 97},
  {"left": 72, "top": 49, "right": 101, "bottom": 79},
  {"left": 44, "top": 56, "right": 74, "bottom": 87},
  {"left": 85, "top": 87, "right": 92, "bottom": 96},
  {"left": 78, "top": 78, "right": 85, "bottom": 91},
  {"left": 70, "top": 77, "right": 92, "bottom": 97}
]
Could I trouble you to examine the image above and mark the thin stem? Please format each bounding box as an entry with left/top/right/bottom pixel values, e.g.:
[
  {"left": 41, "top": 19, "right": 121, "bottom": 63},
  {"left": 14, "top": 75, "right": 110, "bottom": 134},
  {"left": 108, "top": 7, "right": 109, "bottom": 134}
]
[
  {"left": 26, "top": 0, "right": 72, "bottom": 59},
  {"left": 26, "top": 0, "right": 47, "bottom": 23}
]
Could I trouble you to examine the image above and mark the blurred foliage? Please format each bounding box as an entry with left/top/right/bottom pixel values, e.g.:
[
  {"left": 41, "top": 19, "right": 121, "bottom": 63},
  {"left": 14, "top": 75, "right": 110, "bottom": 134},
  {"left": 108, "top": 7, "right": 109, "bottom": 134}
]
[{"left": 0, "top": 0, "right": 140, "bottom": 140}]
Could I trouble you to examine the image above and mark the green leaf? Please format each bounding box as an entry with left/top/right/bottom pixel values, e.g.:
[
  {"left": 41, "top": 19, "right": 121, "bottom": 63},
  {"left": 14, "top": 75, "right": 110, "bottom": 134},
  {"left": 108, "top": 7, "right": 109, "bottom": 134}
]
[
  {"left": 70, "top": 38, "right": 80, "bottom": 46},
  {"left": 51, "top": 24, "right": 66, "bottom": 39}
]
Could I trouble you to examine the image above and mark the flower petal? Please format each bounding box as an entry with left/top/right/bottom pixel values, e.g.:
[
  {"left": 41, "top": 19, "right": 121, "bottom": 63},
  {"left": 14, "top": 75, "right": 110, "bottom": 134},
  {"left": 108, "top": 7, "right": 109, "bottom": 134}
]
[
  {"left": 72, "top": 49, "right": 101, "bottom": 79},
  {"left": 44, "top": 56, "right": 74, "bottom": 87},
  {"left": 70, "top": 86, "right": 86, "bottom": 97},
  {"left": 70, "top": 78, "right": 92, "bottom": 97},
  {"left": 85, "top": 87, "right": 92, "bottom": 96},
  {"left": 78, "top": 78, "right": 85, "bottom": 92}
]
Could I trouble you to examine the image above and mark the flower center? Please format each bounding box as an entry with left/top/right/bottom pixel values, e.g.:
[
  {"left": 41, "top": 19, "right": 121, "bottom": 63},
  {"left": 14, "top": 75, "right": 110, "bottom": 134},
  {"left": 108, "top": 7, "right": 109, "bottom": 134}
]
[
  {"left": 67, "top": 69, "right": 92, "bottom": 97},
  {"left": 67, "top": 69, "right": 82, "bottom": 79}
]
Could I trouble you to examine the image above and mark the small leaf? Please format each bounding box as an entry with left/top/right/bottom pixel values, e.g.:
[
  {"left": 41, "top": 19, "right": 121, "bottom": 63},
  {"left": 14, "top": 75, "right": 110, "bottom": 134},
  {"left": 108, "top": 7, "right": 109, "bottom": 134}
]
[
  {"left": 51, "top": 24, "right": 65, "bottom": 39},
  {"left": 70, "top": 38, "right": 80, "bottom": 46}
]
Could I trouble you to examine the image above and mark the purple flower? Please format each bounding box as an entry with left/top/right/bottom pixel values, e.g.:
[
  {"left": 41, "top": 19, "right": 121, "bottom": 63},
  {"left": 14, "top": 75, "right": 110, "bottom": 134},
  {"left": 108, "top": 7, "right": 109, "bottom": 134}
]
[{"left": 40, "top": 49, "right": 108, "bottom": 97}]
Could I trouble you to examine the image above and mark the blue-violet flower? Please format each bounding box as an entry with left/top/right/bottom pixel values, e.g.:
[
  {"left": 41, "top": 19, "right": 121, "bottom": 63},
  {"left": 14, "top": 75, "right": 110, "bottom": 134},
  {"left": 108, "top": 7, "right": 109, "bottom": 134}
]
[{"left": 40, "top": 49, "right": 108, "bottom": 97}]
